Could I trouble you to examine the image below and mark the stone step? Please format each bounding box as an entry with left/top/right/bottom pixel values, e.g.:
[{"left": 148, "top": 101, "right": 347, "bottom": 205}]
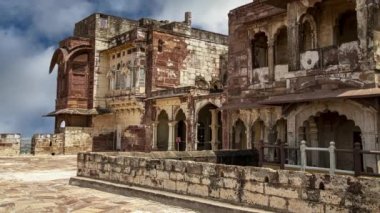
[{"left": 70, "top": 176, "right": 273, "bottom": 213}]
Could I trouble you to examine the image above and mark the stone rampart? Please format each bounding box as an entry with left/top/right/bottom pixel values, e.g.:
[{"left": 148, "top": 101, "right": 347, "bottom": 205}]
[
  {"left": 77, "top": 152, "right": 380, "bottom": 212},
  {"left": 0, "top": 134, "right": 21, "bottom": 156},
  {"left": 32, "top": 127, "right": 92, "bottom": 155}
]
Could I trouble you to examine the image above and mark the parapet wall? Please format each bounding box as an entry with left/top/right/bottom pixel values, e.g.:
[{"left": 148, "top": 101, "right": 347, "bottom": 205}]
[
  {"left": 32, "top": 127, "right": 92, "bottom": 155},
  {"left": 77, "top": 152, "right": 380, "bottom": 213},
  {"left": 0, "top": 134, "right": 21, "bottom": 156}
]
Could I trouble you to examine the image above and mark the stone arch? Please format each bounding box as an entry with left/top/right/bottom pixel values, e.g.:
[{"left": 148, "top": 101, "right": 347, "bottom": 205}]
[
  {"left": 175, "top": 109, "right": 187, "bottom": 151},
  {"left": 300, "top": 111, "right": 362, "bottom": 170},
  {"left": 249, "top": 29, "right": 270, "bottom": 41},
  {"left": 174, "top": 107, "right": 187, "bottom": 120},
  {"left": 299, "top": 13, "right": 317, "bottom": 51},
  {"left": 156, "top": 108, "right": 174, "bottom": 121},
  {"left": 251, "top": 32, "right": 269, "bottom": 68},
  {"left": 335, "top": 9, "right": 358, "bottom": 45},
  {"left": 196, "top": 103, "right": 221, "bottom": 151},
  {"left": 67, "top": 47, "right": 92, "bottom": 62},
  {"left": 251, "top": 118, "right": 266, "bottom": 146},
  {"left": 50, "top": 48, "right": 69, "bottom": 73},
  {"left": 195, "top": 100, "right": 221, "bottom": 118},
  {"left": 292, "top": 100, "right": 376, "bottom": 135},
  {"left": 232, "top": 114, "right": 249, "bottom": 131},
  {"left": 274, "top": 26, "right": 288, "bottom": 65},
  {"left": 157, "top": 110, "right": 169, "bottom": 151},
  {"left": 232, "top": 119, "right": 247, "bottom": 150},
  {"left": 286, "top": 100, "right": 378, "bottom": 172}
]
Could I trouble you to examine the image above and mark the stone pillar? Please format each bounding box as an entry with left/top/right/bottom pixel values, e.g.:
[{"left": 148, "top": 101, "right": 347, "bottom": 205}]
[
  {"left": 362, "top": 132, "right": 378, "bottom": 173},
  {"left": 356, "top": 0, "right": 369, "bottom": 58},
  {"left": 168, "top": 121, "right": 177, "bottom": 151},
  {"left": 247, "top": 125, "right": 252, "bottom": 149},
  {"left": 195, "top": 123, "right": 200, "bottom": 151},
  {"left": 222, "top": 110, "right": 230, "bottom": 150},
  {"left": 309, "top": 123, "right": 319, "bottom": 167},
  {"left": 116, "top": 125, "right": 121, "bottom": 150},
  {"left": 287, "top": 2, "right": 300, "bottom": 71},
  {"left": 152, "top": 122, "right": 159, "bottom": 150},
  {"left": 268, "top": 40, "right": 275, "bottom": 82},
  {"left": 209, "top": 109, "right": 219, "bottom": 150}
]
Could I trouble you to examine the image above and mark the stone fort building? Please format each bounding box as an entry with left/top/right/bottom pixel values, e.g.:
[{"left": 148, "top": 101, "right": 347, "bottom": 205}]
[
  {"left": 45, "top": 12, "right": 228, "bottom": 153},
  {"left": 32, "top": 0, "right": 380, "bottom": 174}
]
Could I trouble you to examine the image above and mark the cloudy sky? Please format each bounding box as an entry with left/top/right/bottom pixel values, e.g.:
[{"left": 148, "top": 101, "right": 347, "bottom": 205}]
[{"left": 0, "top": 0, "right": 250, "bottom": 137}]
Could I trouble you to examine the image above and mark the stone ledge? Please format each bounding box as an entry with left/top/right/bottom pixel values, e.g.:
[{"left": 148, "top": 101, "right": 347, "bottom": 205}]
[{"left": 70, "top": 176, "right": 273, "bottom": 213}]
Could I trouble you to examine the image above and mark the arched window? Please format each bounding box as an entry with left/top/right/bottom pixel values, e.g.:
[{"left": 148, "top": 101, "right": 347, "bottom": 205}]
[
  {"left": 336, "top": 10, "right": 358, "bottom": 45},
  {"left": 72, "top": 54, "right": 88, "bottom": 73},
  {"left": 252, "top": 32, "right": 268, "bottom": 68},
  {"left": 301, "top": 20, "right": 314, "bottom": 51},
  {"left": 275, "top": 27, "right": 288, "bottom": 65},
  {"left": 59, "top": 120, "right": 66, "bottom": 128}
]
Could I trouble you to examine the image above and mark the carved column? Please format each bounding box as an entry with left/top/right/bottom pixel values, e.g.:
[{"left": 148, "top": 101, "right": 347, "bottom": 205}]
[
  {"left": 268, "top": 39, "right": 275, "bottom": 82},
  {"left": 308, "top": 119, "right": 319, "bottom": 167},
  {"left": 362, "top": 132, "right": 378, "bottom": 173},
  {"left": 168, "top": 121, "right": 177, "bottom": 151},
  {"left": 152, "top": 122, "right": 159, "bottom": 150},
  {"left": 287, "top": 2, "right": 300, "bottom": 71},
  {"left": 209, "top": 109, "right": 219, "bottom": 151},
  {"left": 247, "top": 125, "right": 252, "bottom": 149},
  {"left": 356, "top": 0, "right": 367, "bottom": 59},
  {"left": 222, "top": 110, "right": 230, "bottom": 150}
]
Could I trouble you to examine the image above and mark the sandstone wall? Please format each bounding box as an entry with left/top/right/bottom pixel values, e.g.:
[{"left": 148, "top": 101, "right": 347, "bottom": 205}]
[
  {"left": 32, "top": 127, "right": 92, "bottom": 155},
  {"left": 31, "top": 133, "right": 64, "bottom": 155},
  {"left": 77, "top": 152, "right": 380, "bottom": 213},
  {"left": 0, "top": 134, "right": 21, "bottom": 156}
]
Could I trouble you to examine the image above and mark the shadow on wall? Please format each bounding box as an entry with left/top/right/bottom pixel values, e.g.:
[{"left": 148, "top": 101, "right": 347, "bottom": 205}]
[{"left": 215, "top": 149, "right": 259, "bottom": 166}]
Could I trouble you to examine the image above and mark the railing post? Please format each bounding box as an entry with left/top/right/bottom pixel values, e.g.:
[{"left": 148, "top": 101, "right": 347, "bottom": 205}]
[
  {"left": 353, "top": 142, "right": 362, "bottom": 177},
  {"left": 258, "top": 140, "right": 264, "bottom": 167},
  {"left": 279, "top": 140, "right": 285, "bottom": 169},
  {"left": 329, "top": 141, "right": 336, "bottom": 176},
  {"left": 300, "top": 140, "right": 307, "bottom": 172}
]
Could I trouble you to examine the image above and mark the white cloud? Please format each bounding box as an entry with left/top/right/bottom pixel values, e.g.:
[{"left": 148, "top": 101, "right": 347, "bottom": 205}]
[
  {"left": 0, "top": 0, "right": 251, "bottom": 137},
  {"left": 0, "top": 28, "right": 56, "bottom": 136},
  {"left": 0, "top": 0, "right": 94, "bottom": 39}
]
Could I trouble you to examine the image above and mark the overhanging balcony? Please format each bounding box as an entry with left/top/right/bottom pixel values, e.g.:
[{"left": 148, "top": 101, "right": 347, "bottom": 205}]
[{"left": 300, "top": 41, "right": 360, "bottom": 71}]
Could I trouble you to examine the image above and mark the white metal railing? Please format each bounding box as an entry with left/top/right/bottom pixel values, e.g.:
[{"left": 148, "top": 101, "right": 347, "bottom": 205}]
[{"left": 285, "top": 140, "right": 354, "bottom": 175}]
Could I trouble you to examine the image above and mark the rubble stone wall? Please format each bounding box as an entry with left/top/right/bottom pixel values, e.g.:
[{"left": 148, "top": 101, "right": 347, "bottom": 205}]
[
  {"left": 0, "top": 134, "right": 21, "bottom": 156},
  {"left": 31, "top": 133, "right": 64, "bottom": 155},
  {"left": 77, "top": 152, "right": 380, "bottom": 212},
  {"left": 32, "top": 127, "right": 92, "bottom": 155}
]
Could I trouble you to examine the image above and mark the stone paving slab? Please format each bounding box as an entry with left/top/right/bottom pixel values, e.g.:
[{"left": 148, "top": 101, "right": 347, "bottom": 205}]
[{"left": 0, "top": 155, "right": 197, "bottom": 213}]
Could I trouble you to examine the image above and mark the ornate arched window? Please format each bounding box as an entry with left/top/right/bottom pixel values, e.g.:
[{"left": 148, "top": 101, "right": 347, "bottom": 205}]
[
  {"left": 275, "top": 27, "right": 288, "bottom": 65},
  {"left": 252, "top": 32, "right": 268, "bottom": 68},
  {"left": 336, "top": 10, "right": 358, "bottom": 45}
]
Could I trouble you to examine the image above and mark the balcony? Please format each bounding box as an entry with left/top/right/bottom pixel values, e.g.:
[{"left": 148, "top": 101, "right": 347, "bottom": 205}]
[{"left": 300, "top": 41, "right": 360, "bottom": 72}]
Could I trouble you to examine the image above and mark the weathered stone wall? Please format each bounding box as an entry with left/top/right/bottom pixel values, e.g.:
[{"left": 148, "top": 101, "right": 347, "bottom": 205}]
[
  {"left": 0, "top": 134, "right": 21, "bottom": 156},
  {"left": 181, "top": 38, "right": 228, "bottom": 86},
  {"left": 227, "top": 0, "right": 379, "bottom": 103},
  {"left": 32, "top": 127, "right": 92, "bottom": 155},
  {"left": 77, "top": 152, "right": 380, "bottom": 212},
  {"left": 149, "top": 30, "right": 228, "bottom": 91},
  {"left": 32, "top": 133, "right": 64, "bottom": 155}
]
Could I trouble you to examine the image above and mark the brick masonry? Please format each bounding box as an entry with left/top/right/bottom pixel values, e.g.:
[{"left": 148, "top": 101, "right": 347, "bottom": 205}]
[{"left": 77, "top": 152, "right": 380, "bottom": 212}]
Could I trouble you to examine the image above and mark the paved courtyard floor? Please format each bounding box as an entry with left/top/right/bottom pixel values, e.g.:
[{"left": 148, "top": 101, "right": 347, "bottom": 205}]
[{"left": 0, "top": 155, "right": 197, "bottom": 213}]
